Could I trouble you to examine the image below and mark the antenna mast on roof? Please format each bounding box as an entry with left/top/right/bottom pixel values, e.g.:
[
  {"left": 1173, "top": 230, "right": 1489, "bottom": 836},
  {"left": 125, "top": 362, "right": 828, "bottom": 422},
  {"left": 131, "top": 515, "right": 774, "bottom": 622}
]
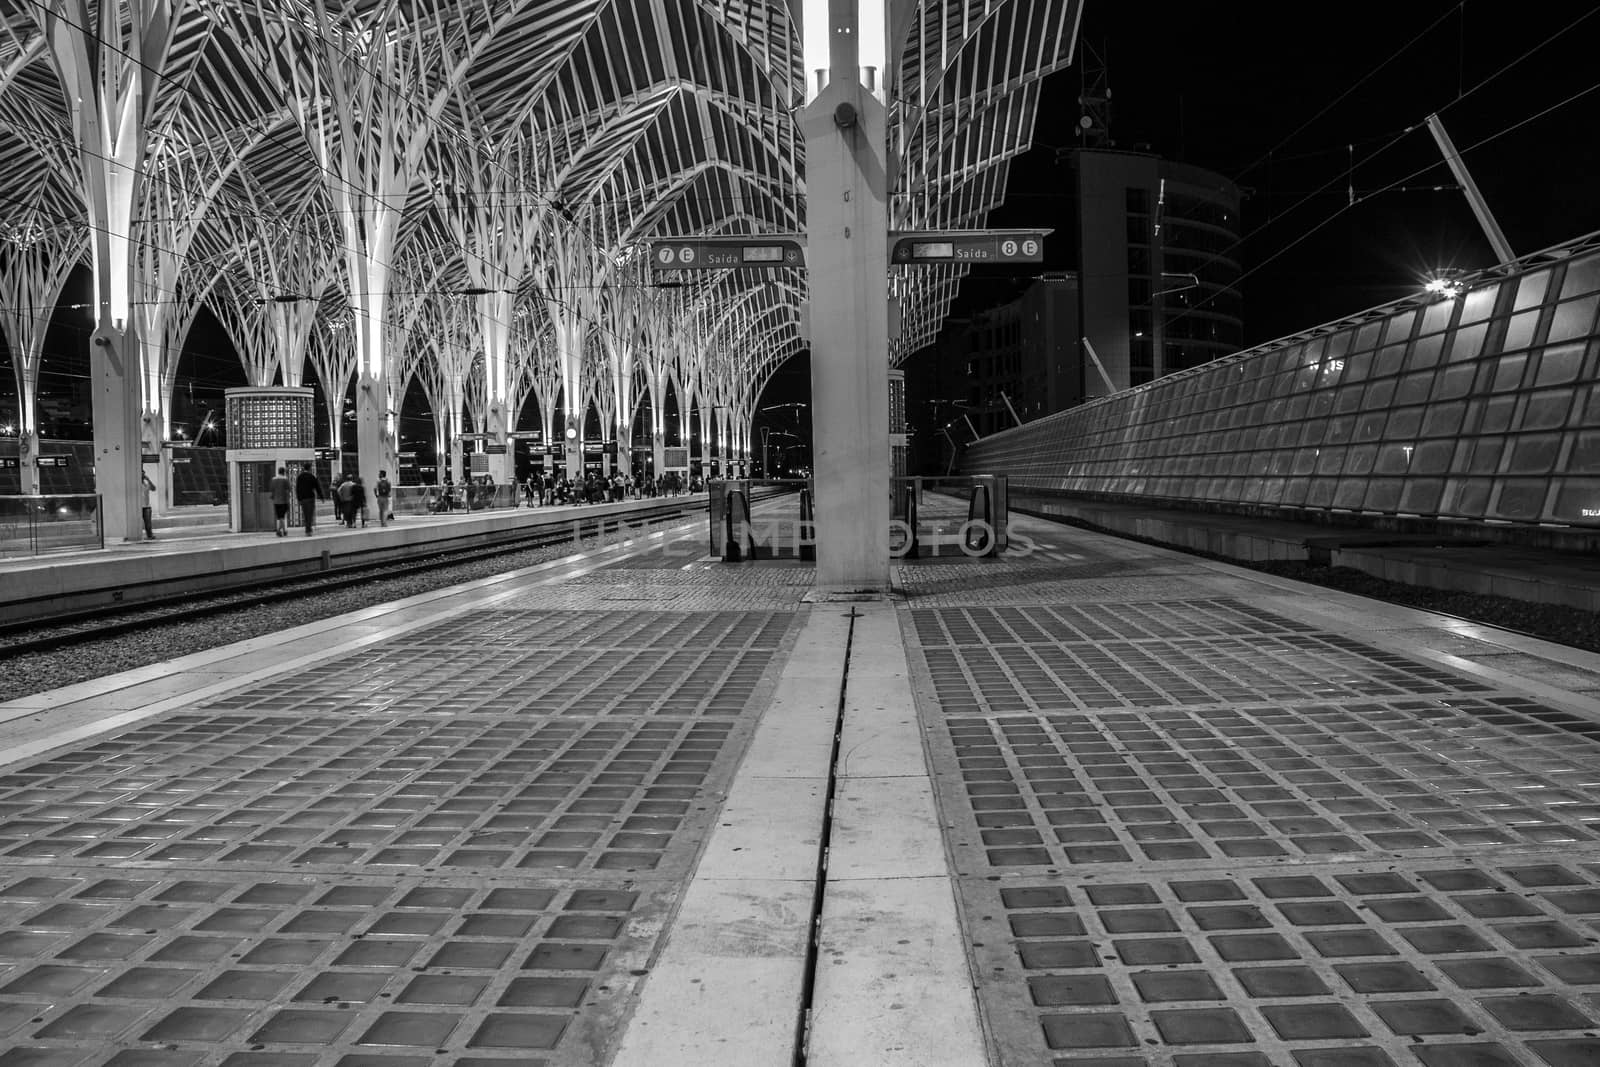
[{"left": 1077, "top": 41, "right": 1112, "bottom": 148}]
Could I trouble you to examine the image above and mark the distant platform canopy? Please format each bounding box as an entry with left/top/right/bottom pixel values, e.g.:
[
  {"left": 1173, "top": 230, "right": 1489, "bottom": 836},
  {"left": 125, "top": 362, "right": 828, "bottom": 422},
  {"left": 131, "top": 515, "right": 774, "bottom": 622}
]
[{"left": 0, "top": 0, "right": 1081, "bottom": 460}]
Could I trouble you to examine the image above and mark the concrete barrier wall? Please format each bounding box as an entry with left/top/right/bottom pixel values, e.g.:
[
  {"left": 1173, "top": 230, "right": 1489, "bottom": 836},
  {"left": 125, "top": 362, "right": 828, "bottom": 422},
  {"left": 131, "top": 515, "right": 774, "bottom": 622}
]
[{"left": 960, "top": 235, "right": 1600, "bottom": 529}]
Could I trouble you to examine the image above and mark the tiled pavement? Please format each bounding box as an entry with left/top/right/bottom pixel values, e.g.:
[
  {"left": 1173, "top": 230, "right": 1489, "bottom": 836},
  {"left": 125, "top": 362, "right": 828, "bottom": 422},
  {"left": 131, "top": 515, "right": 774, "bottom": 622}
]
[
  {"left": 0, "top": 532, "right": 810, "bottom": 1065},
  {"left": 900, "top": 519, "right": 1600, "bottom": 1066},
  {"left": 5, "top": 508, "right": 1600, "bottom": 1064}
]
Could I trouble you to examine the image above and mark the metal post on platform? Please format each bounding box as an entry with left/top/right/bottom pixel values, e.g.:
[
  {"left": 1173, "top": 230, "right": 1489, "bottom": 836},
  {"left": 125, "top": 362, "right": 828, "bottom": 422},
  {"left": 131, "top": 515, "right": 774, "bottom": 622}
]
[{"left": 799, "top": 486, "right": 816, "bottom": 561}]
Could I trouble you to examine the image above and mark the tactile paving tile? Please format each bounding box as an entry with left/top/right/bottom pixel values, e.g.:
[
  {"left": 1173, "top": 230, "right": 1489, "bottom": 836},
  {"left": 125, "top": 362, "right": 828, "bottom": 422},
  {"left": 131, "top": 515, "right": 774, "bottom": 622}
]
[
  {"left": 963, "top": 858, "right": 1600, "bottom": 1066},
  {"left": 898, "top": 559, "right": 1211, "bottom": 606},
  {"left": 0, "top": 715, "right": 737, "bottom": 875},
  {"left": 0, "top": 869, "right": 664, "bottom": 1064},
  {"left": 490, "top": 581, "right": 809, "bottom": 610},
  {"left": 912, "top": 601, "right": 1314, "bottom": 645},
  {"left": 931, "top": 697, "right": 1600, "bottom": 870},
  {"left": 919, "top": 626, "right": 1485, "bottom": 715},
  {"left": 566, "top": 569, "right": 816, "bottom": 588}
]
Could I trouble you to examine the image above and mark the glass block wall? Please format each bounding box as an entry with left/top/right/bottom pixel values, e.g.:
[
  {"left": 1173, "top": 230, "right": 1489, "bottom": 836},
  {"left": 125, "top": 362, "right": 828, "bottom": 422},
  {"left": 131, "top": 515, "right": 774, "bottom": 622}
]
[{"left": 960, "top": 238, "right": 1600, "bottom": 526}]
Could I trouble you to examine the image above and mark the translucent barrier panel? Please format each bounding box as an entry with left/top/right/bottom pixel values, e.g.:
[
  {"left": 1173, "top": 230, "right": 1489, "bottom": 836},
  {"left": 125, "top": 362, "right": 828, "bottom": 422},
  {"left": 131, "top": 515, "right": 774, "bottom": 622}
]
[
  {"left": 1460, "top": 283, "right": 1500, "bottom": 322},
  {"left": 960, "top": 242, "right": 1600, "bottom": 527},
  {"left": 1492, "top": 479, "right": 1549, "bottom": 521},
  {"left": 1447, "top": 322, "right": 1488, "bottom": 362},
  {"left": 1532, "top": 341, "right": 1587, "bottom": 386},
  {"left": 1385, "top": 308, "right": 1417, "bottom": 341},
  {"left": 1506, "top": 434, "right": 1563, "bottom": 474},
  {"left": 1399, "top": 478, "right": 1444, "bottom": 513},
  {"left": 1514, "top": 270, "right": 1551, "bottom": 310},
  {"left": 1364, "top": 479, "right": 1403, "bottom": 511},
  {"left": 1547, "top": 296, "right": 1599, "bottom": 344},
  {"left": 1553, "top": 482, "right": 1600, "bottom": 521},
  {"left": 1560, "top": 255, "right": 1600, "bottom": 298},
  {"left": 1521, "top": 390, "right": 1578, "bottom": 430},
  {"left": 1420, "top": 299, "right": 1454, "bottom": 334},
  {"left": 1504, "top": 309, "right": 1542, "bottom": 351},
  {"left": 1420, "top": 402, "right": 1466, "bottom": 438},
  {"left": 1412, "top": 440, "right": 1455, "bottom": 475}
]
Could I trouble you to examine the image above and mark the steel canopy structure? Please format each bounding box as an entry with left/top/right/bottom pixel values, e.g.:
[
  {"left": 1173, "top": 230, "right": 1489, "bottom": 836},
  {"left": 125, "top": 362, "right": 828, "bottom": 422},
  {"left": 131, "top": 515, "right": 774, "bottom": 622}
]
[{"left": 0, "top": 0, "right": 1080, "bottom": 531}]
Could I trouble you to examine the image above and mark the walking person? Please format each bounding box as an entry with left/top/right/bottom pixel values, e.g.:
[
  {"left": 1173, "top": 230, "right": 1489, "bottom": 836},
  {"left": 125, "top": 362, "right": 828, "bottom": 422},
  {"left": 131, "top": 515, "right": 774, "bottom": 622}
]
[
  {"left": 268, "top": 465, "right": 292, "bottom": 537},
  {"left": 139, "top": 470, "right": 156, "bottom": 540},
  {"left": 375, "top": 470, "right": 393, "bottom": 526},
  {"left": 336, "top": 474, "right": 356, "bottom": 527},
  {"left": 352, "top": 476, "right": 369, "bottom": 527},
  {"left": 295, "top": 465, "right": 323, "bottom": 536}
]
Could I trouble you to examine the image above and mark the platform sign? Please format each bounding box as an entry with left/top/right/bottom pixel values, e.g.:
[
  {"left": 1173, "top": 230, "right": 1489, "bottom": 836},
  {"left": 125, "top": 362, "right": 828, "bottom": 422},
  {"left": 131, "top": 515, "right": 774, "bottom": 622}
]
[
  {"left": 889, "top": 229, "right": 1051, "bottom": 265},
  {"left": 37, "top": 455, "right": 70, "bottom": 467},
  {"left": 484, "top": 443, "right": 507, "bottom": 455},
  {"left": 651, "top": 236, "right": 805, "bottom": 270}
]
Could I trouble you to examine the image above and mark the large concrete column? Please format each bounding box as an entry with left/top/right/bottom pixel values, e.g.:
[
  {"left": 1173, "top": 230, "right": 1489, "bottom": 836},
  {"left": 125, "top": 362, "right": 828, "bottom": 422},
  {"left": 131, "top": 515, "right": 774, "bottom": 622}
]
[
  {"left": 90, "top": 321, "right": 145, "bottom": 542},
  {"left": 354, "top": 372, "right": 395, "bottom": 496},
  {"left": 486, "top": 401, "right": 510, "bottom": 483},
  {"left": 18, "top": 430, "right": 39, "bottom": 496},
  {"left": 141, "top": 411, "right": 166, "bottom": 515},
  {"left": 563, "top": 416, "right": 582, "bottom": 480},
  {"left": 801, "top": 67, "right": 890, "bottom": 592}
]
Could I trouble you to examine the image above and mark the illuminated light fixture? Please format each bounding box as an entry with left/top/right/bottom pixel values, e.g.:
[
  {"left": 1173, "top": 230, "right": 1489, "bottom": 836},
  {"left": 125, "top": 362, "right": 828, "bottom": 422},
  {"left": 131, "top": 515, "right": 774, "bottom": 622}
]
[
  {"left": 1423, "top": 274, "right": 1463, "bottom": 299},
  {"left": 801, "top": 0, "right": 886, "bottom": 104}
]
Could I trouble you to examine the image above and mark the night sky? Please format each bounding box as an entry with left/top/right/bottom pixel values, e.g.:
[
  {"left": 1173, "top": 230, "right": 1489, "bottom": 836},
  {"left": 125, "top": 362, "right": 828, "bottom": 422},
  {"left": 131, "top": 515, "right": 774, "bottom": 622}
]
[{"left": 969, "top": 0, "right": 1600, "bottom": 345}]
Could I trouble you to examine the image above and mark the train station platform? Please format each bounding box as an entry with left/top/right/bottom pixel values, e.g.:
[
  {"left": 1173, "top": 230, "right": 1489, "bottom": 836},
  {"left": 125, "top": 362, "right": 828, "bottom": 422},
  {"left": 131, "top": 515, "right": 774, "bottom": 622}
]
[
  {"left": 0, "top": 494, "right": 708, "bottom": 622},
  {"left": 2, "top": 509, "right": 1600, "bottom": 1065}
]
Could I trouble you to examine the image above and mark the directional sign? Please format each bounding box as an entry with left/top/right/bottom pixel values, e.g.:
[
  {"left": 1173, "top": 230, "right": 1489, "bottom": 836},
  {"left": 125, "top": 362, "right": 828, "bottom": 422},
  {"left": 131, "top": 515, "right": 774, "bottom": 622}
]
[
  {"left": 651, "top": 236, "right": 805, "bottom": 270},
  {"left": 889, "top": 229, "right": 1051, "bottom": 265}
]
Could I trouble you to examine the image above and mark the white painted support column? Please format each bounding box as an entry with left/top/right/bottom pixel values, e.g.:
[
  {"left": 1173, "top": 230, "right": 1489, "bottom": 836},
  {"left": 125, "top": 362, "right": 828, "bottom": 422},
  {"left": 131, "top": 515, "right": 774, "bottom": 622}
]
[
  {"left": 17, "top": 430, "right": 39, "bottom": 497},
  {"left": 801, "top": 57, "right": 890, "bottom": 592},
  {"left": 90, "top": 321, "right": 144, "bottom": 542},
  {"left": 486, "top": 401, "right": 510, "bottom": 484},
  {"left": 354, "top": 372, "right": 394, "bottom": 497}
]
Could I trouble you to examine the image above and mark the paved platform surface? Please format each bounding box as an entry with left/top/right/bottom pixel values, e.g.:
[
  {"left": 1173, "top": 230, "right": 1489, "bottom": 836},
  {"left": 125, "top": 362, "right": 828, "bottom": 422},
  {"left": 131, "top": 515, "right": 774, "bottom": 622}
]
[
  {"left": 1009, "top": 491, "right": 1600, "bottom": 611},
  {"left": 2, "top": 510, "right": 1600, "bottom": 1064}
]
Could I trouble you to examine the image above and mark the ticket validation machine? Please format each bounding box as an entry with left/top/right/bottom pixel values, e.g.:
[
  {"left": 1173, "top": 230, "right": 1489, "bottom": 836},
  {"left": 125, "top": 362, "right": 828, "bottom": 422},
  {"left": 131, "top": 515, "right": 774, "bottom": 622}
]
[{"left": 224, "top": 387, "right": 317, "bottom": 533}]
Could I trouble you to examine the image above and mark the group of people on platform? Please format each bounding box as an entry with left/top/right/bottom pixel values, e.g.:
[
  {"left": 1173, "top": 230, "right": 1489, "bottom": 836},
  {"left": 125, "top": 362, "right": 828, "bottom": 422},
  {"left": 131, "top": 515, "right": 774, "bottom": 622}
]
[
  {"left": 517, "top": 469, "right": 700, "bottom": 507},
  {"left": 269, "top": 467, "right": 393, "bottom": 536},
  {"left": 263, "top": 465, "right": 706, "bottom": 536}
]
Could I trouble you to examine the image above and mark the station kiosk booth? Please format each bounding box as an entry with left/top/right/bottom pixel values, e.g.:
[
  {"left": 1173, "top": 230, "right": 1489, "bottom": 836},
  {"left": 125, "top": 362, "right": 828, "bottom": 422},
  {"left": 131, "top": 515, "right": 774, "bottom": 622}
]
[{"left": 223, "top": 387, "right": 317, "bottom": 533}]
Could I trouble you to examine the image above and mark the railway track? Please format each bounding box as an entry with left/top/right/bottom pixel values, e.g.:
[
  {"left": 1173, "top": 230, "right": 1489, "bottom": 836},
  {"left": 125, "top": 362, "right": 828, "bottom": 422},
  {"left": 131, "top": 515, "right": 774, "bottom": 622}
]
[{"left": 0, "top": 495, "right": 744, "bottom": 658}]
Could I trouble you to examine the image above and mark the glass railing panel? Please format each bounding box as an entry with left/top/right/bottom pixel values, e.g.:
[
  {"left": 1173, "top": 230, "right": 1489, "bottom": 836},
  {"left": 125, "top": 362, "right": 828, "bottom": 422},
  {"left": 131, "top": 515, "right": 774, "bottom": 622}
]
[{"left": 0, "top": 495, "right": 102, "bottom": 557}]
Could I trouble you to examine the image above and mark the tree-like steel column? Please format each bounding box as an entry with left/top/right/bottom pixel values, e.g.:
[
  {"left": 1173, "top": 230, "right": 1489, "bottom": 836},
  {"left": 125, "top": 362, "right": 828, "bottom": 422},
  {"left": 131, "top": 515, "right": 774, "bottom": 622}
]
[
  {"left": 41, "top": 0, "right": 171, "bottom": 543},
  {"left": 801, "top": 2, "right": 890, "bottom": 593},
  {"left": 0, "top": 216, "right": 84, "bottom": 498}
]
